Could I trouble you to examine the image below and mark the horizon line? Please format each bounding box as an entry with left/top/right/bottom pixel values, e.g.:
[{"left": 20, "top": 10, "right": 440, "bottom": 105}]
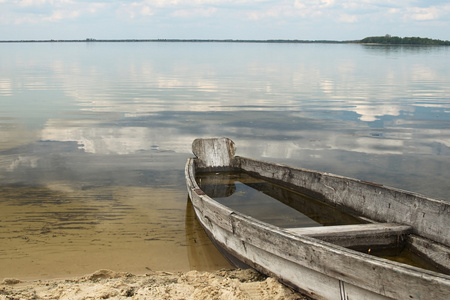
[{"left": 2, "top": 36, "right": 449, "bottom": 45}]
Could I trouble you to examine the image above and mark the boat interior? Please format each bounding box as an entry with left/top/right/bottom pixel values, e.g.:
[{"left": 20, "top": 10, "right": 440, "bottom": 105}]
[{"left": 195, "top": 170, "right": 450, "bottom": 275}]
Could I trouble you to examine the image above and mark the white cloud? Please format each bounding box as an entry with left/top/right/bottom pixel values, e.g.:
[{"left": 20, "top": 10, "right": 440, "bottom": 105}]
[
  {"left": 338, "top": 13, "right": 358, "bottom": 23},
  {"left": 17, "top": 0, "right": 74, "bottom": 7},
  {"left": 1, "top": 0, "right": 450, "bottom": 39},
  {"left": 294, "top": 0, "right": 335, "bottom": 9},
  {"left": 384, "top": 3, "right": 450, "bottom": 22},
  {"left": 44, "top": 9, "right": 78, "bottom": 21},
  {"left": 0, "top": 1, "right": 109, "bottom": 24},
  {"left": 118, "top": 2, "right": 155, "bottom": 19},
  {"left": 407, "top": 7, "right": 440, "bottom": 21},
  {"left": 172, "top": 7, "right": 217, "bottom": 18},
  {"left": 246, "top": 7, "right": 283, "bottom": 20},
  {"left": 41, "top": 3, "right": 107, "bottom": 21},
  {"left": 18, "top": 0, "right": 53, "bottom": 6}
]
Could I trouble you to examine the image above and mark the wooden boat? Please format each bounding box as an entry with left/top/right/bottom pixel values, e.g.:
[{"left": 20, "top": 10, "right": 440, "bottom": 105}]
[{"left": 185, "top": 137, "right": 450, "bottom": 299}]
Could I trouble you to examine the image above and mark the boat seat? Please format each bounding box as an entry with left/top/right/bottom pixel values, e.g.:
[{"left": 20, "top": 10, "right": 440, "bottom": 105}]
[{"left": 285, "top": 223, "right": 413, "bottom": 250}]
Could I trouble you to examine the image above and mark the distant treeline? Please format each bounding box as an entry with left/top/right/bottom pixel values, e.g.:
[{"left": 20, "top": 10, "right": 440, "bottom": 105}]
[{"left": 360, "top": 35, "right": 450, "bottom": 45}]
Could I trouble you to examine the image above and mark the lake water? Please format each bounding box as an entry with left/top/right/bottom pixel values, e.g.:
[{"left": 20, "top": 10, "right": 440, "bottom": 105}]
[{"left": 1, "top": 42, "right": 449, "bottom": 280}]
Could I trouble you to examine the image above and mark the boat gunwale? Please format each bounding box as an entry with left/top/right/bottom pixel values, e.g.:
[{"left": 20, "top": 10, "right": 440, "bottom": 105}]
[{"left": 233, "top": 155, "right": 449, "bottom": 207}]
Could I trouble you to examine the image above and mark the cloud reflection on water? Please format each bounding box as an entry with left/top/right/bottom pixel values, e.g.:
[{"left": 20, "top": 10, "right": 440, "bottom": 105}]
[{"left": 1, "top": 43, "right": 449, "bottom": 200}]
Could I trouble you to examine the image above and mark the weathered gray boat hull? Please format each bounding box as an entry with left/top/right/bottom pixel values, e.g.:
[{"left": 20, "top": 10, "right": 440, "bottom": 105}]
[
  {"left": 185, "top": 137, "right": 450, "bottom": 300},
  {"left": 191, "top": 205, "right": 390, "bottom": 299}
]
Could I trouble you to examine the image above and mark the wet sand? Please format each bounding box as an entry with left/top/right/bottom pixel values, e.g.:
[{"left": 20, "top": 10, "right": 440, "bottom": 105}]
[{"left": 0, "top": 269, "right": 305, "bottom": 299}]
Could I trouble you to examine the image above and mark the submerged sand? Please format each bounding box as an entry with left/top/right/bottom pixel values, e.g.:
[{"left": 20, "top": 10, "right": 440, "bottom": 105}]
[
  {"left": 0, "top": 269, "right": 305, "bottom": 300},
  {"left": 0, "top": 185, "right": 305, "bottom": 299}
]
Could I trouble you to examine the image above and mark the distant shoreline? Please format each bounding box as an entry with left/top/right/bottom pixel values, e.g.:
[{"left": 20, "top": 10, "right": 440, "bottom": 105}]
[{"left": 1, "top": 37, "right": 449, "bottom": 45}]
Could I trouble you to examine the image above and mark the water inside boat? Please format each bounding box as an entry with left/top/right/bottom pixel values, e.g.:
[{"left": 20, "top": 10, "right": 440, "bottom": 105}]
[
  {"left": 195, "top": 171, "right": 447, "bottom": 274},
  {"left": 362, "top": 246, "right": 447, "bottom": 275},
  {"left": 195, "top": 171, "right": 363, "bottom": 228}
]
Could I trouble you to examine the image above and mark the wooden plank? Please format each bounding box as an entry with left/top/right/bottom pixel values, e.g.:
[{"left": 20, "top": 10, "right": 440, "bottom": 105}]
[
  {"left": 409, "top": 235, "right": 450, "bottom": 273},
  {"left": 285, "top": 223, "right": 412, "bottom": 249}
]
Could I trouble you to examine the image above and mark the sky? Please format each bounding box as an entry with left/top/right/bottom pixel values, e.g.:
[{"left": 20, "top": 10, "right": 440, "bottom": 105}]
[{"left": 0, "top": 0, "right": 449, "bottom": 41}]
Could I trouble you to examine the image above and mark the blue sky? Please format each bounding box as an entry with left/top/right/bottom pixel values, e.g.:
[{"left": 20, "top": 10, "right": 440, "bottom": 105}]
[{"left": 1, "top": 0, "right": 449, "bottom": 40}]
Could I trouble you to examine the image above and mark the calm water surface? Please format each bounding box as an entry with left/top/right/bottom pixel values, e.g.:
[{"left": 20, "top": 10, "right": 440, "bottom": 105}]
[
  {"left": 196, "top": 172, "right": 363, "bottom": 228},
  {"left": 1, "top": 42, "right": 449, "bottom": 279}
]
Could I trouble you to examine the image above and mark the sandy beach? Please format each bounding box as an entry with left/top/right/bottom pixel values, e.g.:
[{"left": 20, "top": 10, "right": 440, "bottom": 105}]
[{"left": 1, "top": 269, "right": 305, "bottom": 300}]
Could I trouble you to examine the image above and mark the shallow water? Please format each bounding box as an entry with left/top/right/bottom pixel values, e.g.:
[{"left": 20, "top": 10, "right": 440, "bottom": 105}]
[
  {"left": 0, "top": 183, "right": 231, "bottom": 280},
  {"left": 1, "top": 42, "right": 449, "bottom": 280}
]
